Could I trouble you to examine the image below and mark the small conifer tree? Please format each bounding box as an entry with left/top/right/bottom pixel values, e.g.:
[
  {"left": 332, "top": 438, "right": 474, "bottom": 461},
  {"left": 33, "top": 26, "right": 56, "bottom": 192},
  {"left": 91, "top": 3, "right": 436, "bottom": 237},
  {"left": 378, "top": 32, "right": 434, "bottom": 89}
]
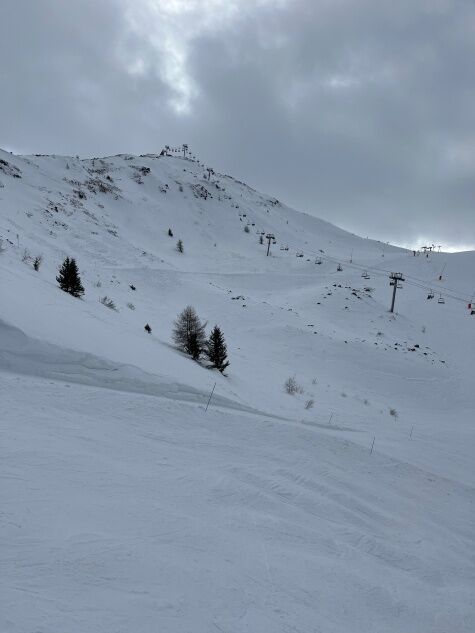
[
  {"left": 173, "top": 306, "right": 206, "bottom": 360},
  {"left": 206, "top": 325, "right": 229, "bottom": 373},
  {"left": 176, "top": 239, "right": 184, "bottom": 253},
  {"left": 56, "top": 257, "right": 84, "bottom": 297},
  {"left": 168, "top": 228, "right": 173, "bottom": 237},
  {"left": 144, "top": 323, "right": 152, "bottom": 334}
]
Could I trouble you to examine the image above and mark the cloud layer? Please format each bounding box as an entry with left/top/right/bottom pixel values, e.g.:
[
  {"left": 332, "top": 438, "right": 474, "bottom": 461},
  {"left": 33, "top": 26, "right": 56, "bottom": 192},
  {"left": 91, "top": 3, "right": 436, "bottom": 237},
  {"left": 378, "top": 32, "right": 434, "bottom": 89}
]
[{"left": 1, "top": 0, "right": 474, "bottom": 249}]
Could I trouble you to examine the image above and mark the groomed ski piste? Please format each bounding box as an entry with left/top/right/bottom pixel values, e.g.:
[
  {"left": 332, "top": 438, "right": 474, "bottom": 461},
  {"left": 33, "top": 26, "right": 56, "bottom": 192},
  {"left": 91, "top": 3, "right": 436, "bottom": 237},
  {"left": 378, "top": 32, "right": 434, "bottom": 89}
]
[{"left": 1, "top": 147, "right": 474, "bottom": 632}]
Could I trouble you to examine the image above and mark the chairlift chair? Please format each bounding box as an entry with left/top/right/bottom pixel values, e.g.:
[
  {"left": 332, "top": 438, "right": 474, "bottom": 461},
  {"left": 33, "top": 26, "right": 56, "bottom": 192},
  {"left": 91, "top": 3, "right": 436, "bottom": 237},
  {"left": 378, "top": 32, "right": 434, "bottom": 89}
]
[
  {"left": 438, "top": 295, "right": 445, "bottom": 304},
  {"left": 427, "top": 290, "right": 434, "bottom": 299}
]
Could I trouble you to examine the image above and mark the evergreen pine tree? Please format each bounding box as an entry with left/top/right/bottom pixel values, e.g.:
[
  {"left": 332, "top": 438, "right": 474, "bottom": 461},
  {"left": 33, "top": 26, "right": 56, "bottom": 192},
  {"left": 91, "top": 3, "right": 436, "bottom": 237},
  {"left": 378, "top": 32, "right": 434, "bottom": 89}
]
[
  {"left": 176, "top": 239, "right": 184, "bottom": 253},
  {"left": 56, "top": 257, "right": 84, "bottom": 297},
  {"left": 168, "top": 228, "right": 173, "bottom": 237},
  {"left": 173, "top": 306, "right": 206, "bottom": 359},
  {"left": 206, "top": 325, "right": 229, "bottom": 373}
]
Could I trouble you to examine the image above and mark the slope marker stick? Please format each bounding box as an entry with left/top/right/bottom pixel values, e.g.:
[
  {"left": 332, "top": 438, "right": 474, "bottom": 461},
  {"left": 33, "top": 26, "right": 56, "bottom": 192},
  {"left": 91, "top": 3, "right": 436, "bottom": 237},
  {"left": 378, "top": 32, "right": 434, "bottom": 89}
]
[{"left": 205, "top": 382, "right": 216, "bottom": 412}]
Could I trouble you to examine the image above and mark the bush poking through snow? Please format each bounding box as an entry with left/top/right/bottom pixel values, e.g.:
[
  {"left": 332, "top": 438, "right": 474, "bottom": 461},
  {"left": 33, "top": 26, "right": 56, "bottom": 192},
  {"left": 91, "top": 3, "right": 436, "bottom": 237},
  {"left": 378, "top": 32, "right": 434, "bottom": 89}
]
[
  {"left": 22, "top": 248, "right": 31, "bottom": 263},
  {"left": 304, "top": 399, "right": 314, "bottom": 410},
  {"left": 244, "top": 225, "right": 250, "bottom": 233},
  {"left": 284, "top": 376, "right": 302, "bottom": 395},
  {"left": 127, "top": 302, "right": 135, "bottom": 310},
  {"left": 144, "top": 323, "right": 152, "bottom": 334},
  {"left": 176, "top": 239, "right": 184, "bottom": 253},
  {"left": 259, "top": 234, "right": 264, "bottom": 244},
  {"left": 56, "top": 257, "right": 84, "bottom": 298},
  {"left": 168, "top": 228, "right": 173, "bottom": 237},
  {"left": 33, "top": 255, "right": 43, "bottom": 271},
  {"left": 33, "top": 255, "right": 43, "bottom": 270},
  {"left": 173, "top": 306, "right": 207, "bottom": 360},
  {"left": 99, "top": 296, "right": 117, "bottom": 311},
  {"left": 389, "top": 407, "right": 398, "bottom": 419},
  {"left": 205, "top": 325, "right": 229, "bottom": 373}
]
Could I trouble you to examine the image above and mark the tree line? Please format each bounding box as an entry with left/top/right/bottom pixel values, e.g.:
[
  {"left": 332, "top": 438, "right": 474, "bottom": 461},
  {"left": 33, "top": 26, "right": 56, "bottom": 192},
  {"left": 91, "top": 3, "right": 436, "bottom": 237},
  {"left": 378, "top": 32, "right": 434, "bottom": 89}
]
[{"left": 56, "top": 257, "right": 229, "bottom": 373}]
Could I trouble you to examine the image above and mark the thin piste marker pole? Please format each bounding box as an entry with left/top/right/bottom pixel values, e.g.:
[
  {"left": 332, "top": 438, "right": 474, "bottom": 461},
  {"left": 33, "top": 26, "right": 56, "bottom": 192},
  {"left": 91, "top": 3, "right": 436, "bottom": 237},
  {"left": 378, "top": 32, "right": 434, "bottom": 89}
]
[{"left": 205, "top": 382, "right": 216, "bottom": 412}]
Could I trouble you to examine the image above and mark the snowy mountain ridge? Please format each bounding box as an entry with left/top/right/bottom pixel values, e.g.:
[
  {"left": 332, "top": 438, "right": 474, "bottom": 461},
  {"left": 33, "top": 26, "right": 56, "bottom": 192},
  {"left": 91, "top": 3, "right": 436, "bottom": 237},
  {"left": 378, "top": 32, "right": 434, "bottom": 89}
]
[{"left": 1, "top": 147, "right": 474, "bottom": 633}]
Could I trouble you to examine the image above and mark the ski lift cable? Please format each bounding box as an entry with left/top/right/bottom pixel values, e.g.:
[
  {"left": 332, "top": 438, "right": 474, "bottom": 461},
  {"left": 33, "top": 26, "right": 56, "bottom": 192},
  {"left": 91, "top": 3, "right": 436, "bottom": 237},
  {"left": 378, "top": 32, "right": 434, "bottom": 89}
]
[
  {"left": 399, "top": 277, "right": 466, "bottom": 300},
  {"left": 289, "top": 242, "right": 462, "bottom": 296},
  {"left": 398, "top": 278, "right": 468, "bottom": 303},
  {"left": 280, "top": 238, "right": 470, "bottom": 304}
]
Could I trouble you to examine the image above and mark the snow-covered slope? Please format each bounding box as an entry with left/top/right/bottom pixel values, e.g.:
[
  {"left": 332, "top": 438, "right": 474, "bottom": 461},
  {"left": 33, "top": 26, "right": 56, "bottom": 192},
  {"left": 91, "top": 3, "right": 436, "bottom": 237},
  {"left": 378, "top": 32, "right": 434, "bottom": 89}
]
[{"left": 1, "top": 148, "right": 474, "bottom": 632}]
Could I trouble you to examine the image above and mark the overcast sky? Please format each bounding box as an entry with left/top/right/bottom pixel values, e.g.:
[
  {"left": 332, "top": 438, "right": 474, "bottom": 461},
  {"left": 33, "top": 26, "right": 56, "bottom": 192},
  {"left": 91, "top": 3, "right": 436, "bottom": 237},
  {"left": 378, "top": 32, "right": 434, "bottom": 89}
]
[{"left": 1, "top": 0, "right": 474, "bottom": 250}]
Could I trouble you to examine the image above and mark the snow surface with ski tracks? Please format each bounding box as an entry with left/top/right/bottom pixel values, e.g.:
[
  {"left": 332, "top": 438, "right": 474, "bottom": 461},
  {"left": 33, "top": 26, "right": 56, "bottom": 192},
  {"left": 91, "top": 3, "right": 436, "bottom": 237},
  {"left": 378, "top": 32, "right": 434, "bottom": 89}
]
[{"left": 1, "top": 148, "right": 474, "bottom": 632}]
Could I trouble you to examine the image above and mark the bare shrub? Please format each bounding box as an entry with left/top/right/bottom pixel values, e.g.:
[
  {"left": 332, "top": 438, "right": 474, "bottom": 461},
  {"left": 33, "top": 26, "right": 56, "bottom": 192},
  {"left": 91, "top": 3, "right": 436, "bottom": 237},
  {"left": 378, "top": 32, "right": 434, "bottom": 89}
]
[
  {"left": 99, "top": 296, "right": 118, "bottom": 311},
  {"left": 94, "top": 280, "right": 102, "bottom": 288},
  {"left": 21, "top": 248, "right": 31, "bottom": 263},
  {"left": 33, "top": 255, "right": 43, "bottom": 271},
  {"left": 127, "top": 302, "right": 135, "bottom": 310},
  {"left": 304, "top": 399, "right": 314, "bottom": 410},
  {"left": 284, "top": 376, "right": 301, "bottom": 395},
  {"left": 389, "top": 407, "right": 398, "bottom": 419}
]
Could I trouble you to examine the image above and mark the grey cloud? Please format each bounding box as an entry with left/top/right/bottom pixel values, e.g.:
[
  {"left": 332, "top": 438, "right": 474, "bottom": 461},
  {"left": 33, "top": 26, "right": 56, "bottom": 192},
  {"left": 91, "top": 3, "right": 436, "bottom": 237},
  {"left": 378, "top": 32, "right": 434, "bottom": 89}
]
[{"left": 0, "top": 0, "right": 473, "bottom": 249}]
